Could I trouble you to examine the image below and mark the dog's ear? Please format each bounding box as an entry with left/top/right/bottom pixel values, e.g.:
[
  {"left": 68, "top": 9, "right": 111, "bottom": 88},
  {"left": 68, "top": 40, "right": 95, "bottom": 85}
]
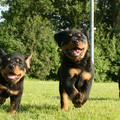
[
  {"left": 25, "top": 50, "right": 33, "bottom": 69},
  {"left": 79, "top": 29, "right": 89, "bottom": 40},
  {"left": 54, "top": 31, "right": 67, "bottom": 47},
  {"left": 0, "top": 49, "right": 7, "bottom": 57}
]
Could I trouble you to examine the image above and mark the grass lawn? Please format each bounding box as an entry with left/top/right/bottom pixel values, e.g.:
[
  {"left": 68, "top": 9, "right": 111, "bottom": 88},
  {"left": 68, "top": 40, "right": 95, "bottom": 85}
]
[{"left": 0, "top": 79, "right": 120, "bottom": 120}]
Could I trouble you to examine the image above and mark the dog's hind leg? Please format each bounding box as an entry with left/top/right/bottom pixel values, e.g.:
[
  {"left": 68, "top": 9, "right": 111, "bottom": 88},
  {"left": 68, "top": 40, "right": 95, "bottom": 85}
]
[{"left": 59, "top": 82, "right": 68, "bottom": 111}]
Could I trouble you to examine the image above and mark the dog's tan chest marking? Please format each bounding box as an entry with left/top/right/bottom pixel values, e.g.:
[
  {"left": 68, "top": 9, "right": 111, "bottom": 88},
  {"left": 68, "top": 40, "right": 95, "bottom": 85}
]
[
  {"left": 82, "top": 71, "right": 92, "bottom": 81},
  {"left": 69, "top": 68, "right": 82, "bottom": 78},
  {"left": 0, "top": 84, "right": 7, "bottom": 89},
  {"left": 69, "top": 69, "right": 92, "bottom": 81},
  {"left": 0, "top": 84, "right": 19, "bottom": 95},
  {"left": 7, "top": 89, "right": 19, "bottom": 95}
]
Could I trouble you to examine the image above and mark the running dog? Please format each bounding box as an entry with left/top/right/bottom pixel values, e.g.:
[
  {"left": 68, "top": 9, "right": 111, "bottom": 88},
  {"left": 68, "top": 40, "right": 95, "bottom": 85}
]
[
  {"left": 0, "top": 49, "right": 32, "bottom": 114},
  {"left": 54, "top": 29, "right": 94, "bottom": 110}
]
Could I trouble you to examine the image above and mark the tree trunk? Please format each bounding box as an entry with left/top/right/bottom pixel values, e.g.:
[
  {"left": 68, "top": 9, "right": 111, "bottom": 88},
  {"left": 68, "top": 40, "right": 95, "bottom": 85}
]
[{"left": 109, "top": 0, "right": 120, "bottom": 27}]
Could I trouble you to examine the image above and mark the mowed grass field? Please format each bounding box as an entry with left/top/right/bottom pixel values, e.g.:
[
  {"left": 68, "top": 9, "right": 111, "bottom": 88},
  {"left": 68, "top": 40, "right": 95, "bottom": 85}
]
[{"left": 0, "top": 79, "right": 120, "bottom": 120}]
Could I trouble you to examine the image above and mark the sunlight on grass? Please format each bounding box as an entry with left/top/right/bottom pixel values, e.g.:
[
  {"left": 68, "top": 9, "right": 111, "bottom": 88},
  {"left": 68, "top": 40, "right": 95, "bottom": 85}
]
[{"left": 0, "top": 79, "right": 120, "bottom": 120}]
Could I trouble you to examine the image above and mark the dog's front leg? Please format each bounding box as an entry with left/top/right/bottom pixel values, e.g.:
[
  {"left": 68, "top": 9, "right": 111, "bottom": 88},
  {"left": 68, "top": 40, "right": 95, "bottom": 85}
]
[
  {"left": 62, "top": 76, "right": 84, "bottom": 107},
  {"left": 67, "top": 85, "right": 84, "bottom": 107},
  {"left": 9, "top": 93, "right": 22, "bottom": 114},
  {"left": 72, "top": 80, "right": 93, "bottom": 108}
]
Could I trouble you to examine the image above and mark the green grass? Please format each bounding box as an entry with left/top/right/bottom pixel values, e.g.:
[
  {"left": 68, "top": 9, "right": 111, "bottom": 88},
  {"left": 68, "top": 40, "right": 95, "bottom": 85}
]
[{"left": 0, "top": 79, "right": 120, "bottom": 120}]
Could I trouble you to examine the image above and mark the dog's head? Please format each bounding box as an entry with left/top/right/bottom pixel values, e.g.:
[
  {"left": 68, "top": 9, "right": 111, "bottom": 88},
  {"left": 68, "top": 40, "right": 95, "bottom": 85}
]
[
  {"left": 54, "top": 29, "right": 89, "bottom": 60},
  {"left": 0, "top": 49, "right": 32, "bottom": 83}
]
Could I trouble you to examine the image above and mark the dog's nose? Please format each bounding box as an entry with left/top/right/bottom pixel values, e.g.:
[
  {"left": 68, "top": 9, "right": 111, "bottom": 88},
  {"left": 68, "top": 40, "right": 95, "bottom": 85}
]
[
  {"left": 72, "top": 40, "right": 79, "bottom": 45},
  {"left": 9, "top": 64, "right": 15, "bottom": 70}
]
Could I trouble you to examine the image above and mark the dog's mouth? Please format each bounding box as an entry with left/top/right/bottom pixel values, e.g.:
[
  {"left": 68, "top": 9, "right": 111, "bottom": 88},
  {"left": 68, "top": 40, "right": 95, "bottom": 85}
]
[
  {"left": 4, "top": 73, "right": 21, "bottom": 82},
  {"left": 66, "top": 47, "right": 84, "bottom": 57}
]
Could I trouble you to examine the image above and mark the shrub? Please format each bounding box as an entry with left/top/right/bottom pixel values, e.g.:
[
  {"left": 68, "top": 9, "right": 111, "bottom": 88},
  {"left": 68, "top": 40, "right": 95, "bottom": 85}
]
[
  {"left": 94, "top": 25, "right": 120, "bottom": 82},
  {"left": 0, "top": 16, "right": 60, "bottom": 80}
]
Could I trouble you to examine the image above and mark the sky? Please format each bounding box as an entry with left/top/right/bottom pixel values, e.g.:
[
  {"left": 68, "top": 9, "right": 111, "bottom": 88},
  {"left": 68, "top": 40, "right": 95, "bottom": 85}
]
[{"left": 0, "top": 4, "right": 9, "bottom": 22}]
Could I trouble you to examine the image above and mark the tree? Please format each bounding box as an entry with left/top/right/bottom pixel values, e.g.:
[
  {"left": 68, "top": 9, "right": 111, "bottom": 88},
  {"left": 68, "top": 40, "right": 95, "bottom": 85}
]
[
  {"left": 94, "top": 24, "right": 120, "bottom": 82},
  {"left": 0, "top": 0, "right": 60, "bottom": 80},
  {"left": 0, "top": 0, "right": 120, "bottom": 82},
  {"left": 96, "top": 0, "right": 120, "bottom": 28},
  {"left": 50, "top": 0, "right": 90, "bottom": 30},
  {"left": 94, "top": 0, "right": 120, "bottom": 82}
]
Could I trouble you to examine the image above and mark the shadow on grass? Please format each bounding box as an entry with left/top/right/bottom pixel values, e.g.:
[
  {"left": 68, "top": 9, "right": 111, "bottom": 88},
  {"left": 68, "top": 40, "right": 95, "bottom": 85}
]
[
  {"left": 0, "top": 104, "right": 10, "bottom": 112},
  {"left": 0, "top": 103, "right": 59, "bottom": 113},
  {"left": 89, "top": 97, "right": 120, "bottom": 101},
  {"left": 1, "top": 97, "right": 120, "bottom": 113}
]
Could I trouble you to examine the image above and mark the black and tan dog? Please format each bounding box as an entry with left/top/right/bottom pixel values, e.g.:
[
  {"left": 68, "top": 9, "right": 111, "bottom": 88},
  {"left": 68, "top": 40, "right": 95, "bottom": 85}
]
[
  {"left": 0, "top": 49, "right": 32, "bottom": 114},
  {"left": 54, "top": 29, "right": 94, "bottom": 110}
]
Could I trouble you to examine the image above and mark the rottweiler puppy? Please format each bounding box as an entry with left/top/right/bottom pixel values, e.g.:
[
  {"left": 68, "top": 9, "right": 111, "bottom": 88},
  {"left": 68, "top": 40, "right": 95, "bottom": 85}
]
[
  {"left": 118, "top": 62, "right": 120, "bottom": 98},
  {"left": 0, "top": 49, "right": 32, "bottom": 114},
  {"left": 54, "top": 29, "right": 94, "bottom": 110}
]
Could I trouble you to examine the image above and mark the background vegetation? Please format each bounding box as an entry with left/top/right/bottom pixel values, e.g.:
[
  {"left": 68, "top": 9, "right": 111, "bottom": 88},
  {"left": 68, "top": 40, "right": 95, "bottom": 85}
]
[{"left": 0, "top": 0, "right": 120, "bottom": 82}]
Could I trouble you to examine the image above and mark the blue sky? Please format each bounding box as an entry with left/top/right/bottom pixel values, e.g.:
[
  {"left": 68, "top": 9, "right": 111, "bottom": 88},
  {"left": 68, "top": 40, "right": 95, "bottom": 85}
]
[{"left": 0, "top": 4, "right": 9, "bottom": 22}]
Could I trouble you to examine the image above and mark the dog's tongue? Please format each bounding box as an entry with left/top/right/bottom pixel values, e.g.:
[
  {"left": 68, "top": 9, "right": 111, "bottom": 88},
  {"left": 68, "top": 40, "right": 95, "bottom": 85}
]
[
  {"left": 73, "top": 48, "right": 82, "bottom": 56},
  {"left": 73, "top": 49, "right": 80, "bottom": 53},
  {"left": 7, "top": 75, "right": 18, "bottom": 80}
]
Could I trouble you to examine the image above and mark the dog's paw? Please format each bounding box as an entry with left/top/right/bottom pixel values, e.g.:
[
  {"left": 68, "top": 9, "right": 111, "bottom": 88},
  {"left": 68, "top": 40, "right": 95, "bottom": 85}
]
[
  {"left": 9, "top": 110, "right": 17, "bottom": 114},
  {"left": 72, "top": 93, "right": 84, "bottom": 108}
]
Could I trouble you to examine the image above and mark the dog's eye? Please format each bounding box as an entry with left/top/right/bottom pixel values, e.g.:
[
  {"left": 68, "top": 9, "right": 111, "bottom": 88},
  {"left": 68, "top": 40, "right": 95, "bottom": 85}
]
[
  {"left": 16, "top": 59, "right": 20, "bottom": 62},
  {"left": 16, "top": 59, "right": 23, "bottom": 64},
  {"left": 78, "top": 34, "right": 81, "bottom": 37},
  {"left": 69, "top": 34, "right": 72, "bottom": 37},
  {"left": 7, "top": 58, "right": 11, "bottom": 61}
]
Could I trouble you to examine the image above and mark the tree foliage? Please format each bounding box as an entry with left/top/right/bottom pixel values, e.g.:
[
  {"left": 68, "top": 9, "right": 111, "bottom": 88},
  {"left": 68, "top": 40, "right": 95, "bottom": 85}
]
[
  {"left": 0, "top": 0, "right": 120, "bottom": 81},
  {"left": 0, "top": 0, "right": 60, "bottom": 80},
  {"left": 50, "top": 0, "right": 90, "bottom": 30},
  {"left": 94, "top": 25, "right": 120, "bottom": 82},
  {"left": 96, "top": 0, "right": 120, "bottom": 28}
]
